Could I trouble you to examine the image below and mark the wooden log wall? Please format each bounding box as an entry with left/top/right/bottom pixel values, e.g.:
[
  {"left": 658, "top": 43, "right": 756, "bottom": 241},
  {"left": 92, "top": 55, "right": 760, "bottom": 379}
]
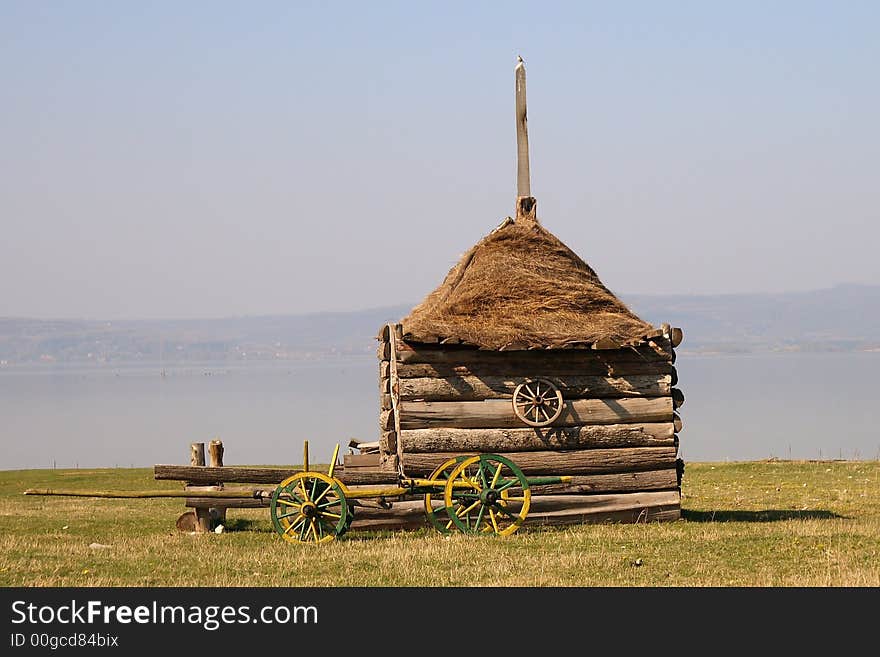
[{"left": 373, "top": 323, "right": 685, "bottom": 526}]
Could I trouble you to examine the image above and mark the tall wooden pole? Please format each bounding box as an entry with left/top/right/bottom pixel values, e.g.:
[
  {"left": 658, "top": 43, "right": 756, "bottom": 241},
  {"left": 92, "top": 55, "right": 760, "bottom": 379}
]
[{"left": 515, "top": 55, "right": 530, "bottom": 199}]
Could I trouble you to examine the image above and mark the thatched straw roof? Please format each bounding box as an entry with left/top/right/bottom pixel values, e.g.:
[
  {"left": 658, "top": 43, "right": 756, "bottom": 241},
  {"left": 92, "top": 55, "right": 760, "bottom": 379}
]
[{"left": 399, "top": 201, "right": 656, "bottom": 350}]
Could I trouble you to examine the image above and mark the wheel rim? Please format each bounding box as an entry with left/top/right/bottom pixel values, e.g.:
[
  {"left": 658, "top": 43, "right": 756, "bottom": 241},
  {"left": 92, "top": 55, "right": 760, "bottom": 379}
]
[
  {"left": 423, "top": 455, "right": 470, "bottom": 534},
  {"left": 444, "top": 454, "right": 531, "bottom": 536},
  {"left": 270, "top": 472, "right": 349, "bottom": 544},
  {"left": 512, "top": 378, "right": 564, "bottom": 427}
]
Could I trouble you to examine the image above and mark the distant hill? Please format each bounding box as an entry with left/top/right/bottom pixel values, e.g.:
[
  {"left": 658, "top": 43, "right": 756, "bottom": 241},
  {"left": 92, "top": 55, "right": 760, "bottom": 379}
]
[
  {"left": 1, "top": 284, "right": 878, "bottom": 364},
  {"left": 624, "top": 283, "right": 880, "bottom": 354}
]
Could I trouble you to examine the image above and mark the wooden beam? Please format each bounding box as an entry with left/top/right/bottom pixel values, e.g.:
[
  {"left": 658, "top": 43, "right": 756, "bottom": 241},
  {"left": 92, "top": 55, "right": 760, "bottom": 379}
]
[
  {"left": 400, "top": 446, "right": 677, "bottom": 476},
  {"left": 392, "top": 360, "right": 675, "bottom": 379},
  {"left": 399, "top": 423, "right": 675, "bottom": 453},
  {"left": 394, "top": 340, "right": 673, "bottom": 365},
  {"left": 398, "top": 397, "right": 673, "bottom": 430},
  {"left": 515, "top": 55, "right": 530, "bottom": 198},
  {"left": 154, "top": 465, "right": 298, "bottom": 485},
  {"left": 399, "top": 374, "right": 672, "bottom": 401},
  {"left": 529, "top": 468, "right": 679, "bottom": 495},
  {"left": 346, "top": 489, "right": 680, "bottom": 531}
]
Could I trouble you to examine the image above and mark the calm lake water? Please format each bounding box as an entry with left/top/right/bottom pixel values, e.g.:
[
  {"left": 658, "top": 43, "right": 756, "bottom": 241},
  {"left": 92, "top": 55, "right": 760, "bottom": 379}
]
[{"left": 1, "top": 352, "right": 878, "bottom": 470}]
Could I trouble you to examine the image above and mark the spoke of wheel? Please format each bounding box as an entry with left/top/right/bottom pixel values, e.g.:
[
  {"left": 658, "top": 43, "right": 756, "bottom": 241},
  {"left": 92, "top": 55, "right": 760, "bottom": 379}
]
[
  {"left": 497, "top": 479, "right": 518, "bottom": 492},
  {"left": 275, "top": 498, "right": 301, "bottom": 507},
  {"left": 457, "top": 499, "right": 482, "bottom": 515},
  {"left": 504, "top": 496, "right": 527, "bottom": 502},
  {"left": 478, "top": 461, "right": 489, "bottom": 489},
  {"left": 298, "top": 518, "right": 309, "bottom": 541},
  {"left": 539, "top": 406, "right": 549, "bottom": 421},
  {"left": 316, "top": 518, "right": 324, "bottom": 539},
  {"left": 308, "top": 519, "right": 319, "bottom": 543},
  {"left": 298, "top": 480, "right": 311, "bottom": 503},
  {"left": 284, "top": 515, "right": 306, "bottom": 535},
  {"left": 277, "top": 509, "right": 302, "bottom": 520},
  {"left": 313, "top": 485, "right": 333, "bottom": 506},
  {"left": 493, "top": 503, "right": 515, "bottom": 517},
  {"left": 491, "top": 462, "right": 503, "bottom": 488},
  {"left": 535, "top": 382, "right": 541, "bottom": 396},
  {"left": 489, "top": 508, "right": 500, "bottom": 533},
  {"left": 534, "top": 405, "right": 540, "bottom": 422},
  {"left": 474, "top": 503, "right": 487, "bottom": 530},
  {"left": 320, "top": 510, "right": 342, "bottom": 519}
]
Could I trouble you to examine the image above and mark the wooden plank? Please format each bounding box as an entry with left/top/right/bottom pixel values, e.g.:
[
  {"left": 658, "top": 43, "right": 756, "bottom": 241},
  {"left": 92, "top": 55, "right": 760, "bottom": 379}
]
[
  {"left": 395, "top": 340, "right": 673, "bottom": 365},
  {"left": 393, "top": 360, "right": 675, "bottom": 379},
  {"left": 399, "top": 423, "right": 675, "bottom": 453},
  {"left": 400, "top": 446, "right": 677, "bottom": 476},
  {"left": 399, "top": 397, "right": 673, "bottom": 430},
  {"left": 343, "top": 453, "right": 381, "bottom": 469},
  {"left": 337, "top": 469, "right": 400, "bottom": 485},
  {"left": 399, "top": 374, "right": 672, "bottom": 401}
]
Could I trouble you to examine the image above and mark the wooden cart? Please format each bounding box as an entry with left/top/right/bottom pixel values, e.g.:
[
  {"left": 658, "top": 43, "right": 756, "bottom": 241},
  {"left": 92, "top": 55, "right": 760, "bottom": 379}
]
[{"left": 270, "top": 441, "right": 571, "bottom": 544}]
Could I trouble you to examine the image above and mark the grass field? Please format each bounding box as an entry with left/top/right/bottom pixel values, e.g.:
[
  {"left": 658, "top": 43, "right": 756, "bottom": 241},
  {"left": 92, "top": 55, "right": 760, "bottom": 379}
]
[{"left": 1, "top": 461, "right": 878, "bottom": 587}]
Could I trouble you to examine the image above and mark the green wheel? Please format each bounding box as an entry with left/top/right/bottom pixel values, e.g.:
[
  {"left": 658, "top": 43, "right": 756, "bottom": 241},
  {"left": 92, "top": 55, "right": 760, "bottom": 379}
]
[
  {"left": 270, "top": 472, "right": 350, "bottom": 544},
  {"left": 444, "top": 454, "right": 531, "bottom": 536},
  {"left": 423, "top": 455, "right": 470, "bottom": 534}
]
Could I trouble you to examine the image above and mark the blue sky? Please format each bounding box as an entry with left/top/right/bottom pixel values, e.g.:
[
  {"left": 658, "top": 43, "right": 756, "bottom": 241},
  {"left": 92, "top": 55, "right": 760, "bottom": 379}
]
[{"left": 1, "top": 1, "right": 878, "bottom": 318}]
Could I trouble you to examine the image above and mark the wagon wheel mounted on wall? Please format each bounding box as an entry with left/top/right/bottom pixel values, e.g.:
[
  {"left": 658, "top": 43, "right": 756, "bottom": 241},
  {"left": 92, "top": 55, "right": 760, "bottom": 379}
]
[
  {"left": 270, "top": 472, "right": 350, "bottom": 544},
  {"left": 512, "top": 378, "right": 564, "bottom": 427}
]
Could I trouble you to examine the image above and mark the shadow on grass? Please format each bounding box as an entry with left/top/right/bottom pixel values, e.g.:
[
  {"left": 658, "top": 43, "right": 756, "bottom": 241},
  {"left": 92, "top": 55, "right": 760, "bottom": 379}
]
[
  {"left": 683, "top": 509, "right": 846, "bottom": 522},
  {"left": 224, "top": 518, "right": 274, "bottom": 533}
]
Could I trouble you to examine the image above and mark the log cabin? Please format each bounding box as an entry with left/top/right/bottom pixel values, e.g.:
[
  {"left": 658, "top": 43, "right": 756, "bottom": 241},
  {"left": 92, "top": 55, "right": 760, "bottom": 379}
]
[{"left": 348, "top": 57, "right": 685, "bottom": 527}]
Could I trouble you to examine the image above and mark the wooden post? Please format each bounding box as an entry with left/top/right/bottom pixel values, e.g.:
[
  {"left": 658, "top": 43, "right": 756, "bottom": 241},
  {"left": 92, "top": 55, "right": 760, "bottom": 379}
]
[
  {"left": 515, "top": 55, "right": 530, "bottom": 199},
  {"left": 208, "top": 439, "right": 226, "bottom": 525},
  {"left": 189, "top": 442, "right": 211, "bottom": 533},
  {"left": 190, "top": 442, "right": 205, "bottom": 469}
]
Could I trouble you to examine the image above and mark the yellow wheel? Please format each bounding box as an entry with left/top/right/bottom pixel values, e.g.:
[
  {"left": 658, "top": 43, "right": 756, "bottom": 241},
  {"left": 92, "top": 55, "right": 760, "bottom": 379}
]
[
  {"left": 423, "top": 455, "right": 469, "bottom": 534},
  {"left": 444, "top": 454, "right": 531, "bottom": 536},
  {"left": 270, "top": 472, "right": 349, "bottom": 544}
]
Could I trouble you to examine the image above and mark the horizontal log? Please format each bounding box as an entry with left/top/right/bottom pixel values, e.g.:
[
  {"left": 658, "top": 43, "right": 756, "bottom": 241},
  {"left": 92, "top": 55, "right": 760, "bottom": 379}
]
[
  {"left": 674, "top": 413, "right": 682, "bottom": 433},
  {"left": 380, "top": 393, "right": 393, "bottom": 410},
  {"left": 392, "top": 360, "right": 675, "bottom": 379},
  {"left": 154, "top": 465, "right": 301, "bottom": 485},
  {"left": 399, "top": 423, "right": 675, "bottom": 453},
  {"left": 377, "top": 342, "right": 391, "bottom": 360},
  {"left": 529, "top": 469, "right": 679, "bottom": 495},
  {"left": 399, "top": 374, "right": 672, "bottom": 402},
  {"left": 337, "top": 469, "right": 400, "bottom": 485},
  {"left": 395, "top": 340, "right": 673, "bottom": 366},
  {"left": 346, "top": 490, "right": 680, "bottom": 531},
  {"left": 400, "top": 446, "right": 677, "bottom": 476},
  {"left": 399, "top": 397, "right": 673, "bottom": 430}
]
